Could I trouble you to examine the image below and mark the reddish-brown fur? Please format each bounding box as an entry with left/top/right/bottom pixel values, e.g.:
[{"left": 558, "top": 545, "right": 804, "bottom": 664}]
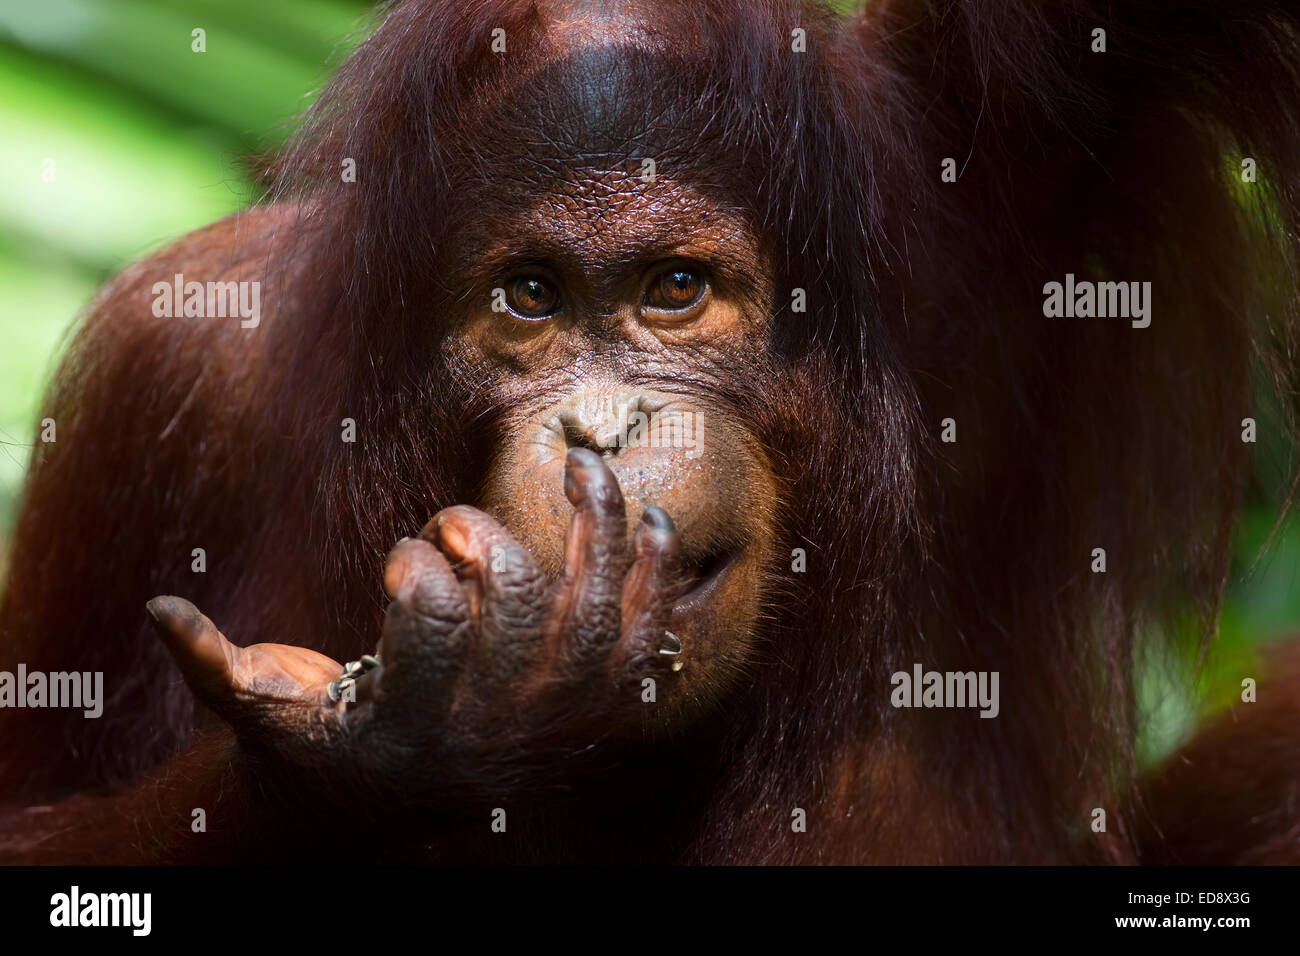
[{"left": 1, "top": 0, "right": 1299, "bottom": 863}]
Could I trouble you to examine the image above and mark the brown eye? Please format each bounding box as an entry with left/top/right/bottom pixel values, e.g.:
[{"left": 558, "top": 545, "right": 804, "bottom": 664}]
[
  {"left": 647, "top": 267, "right": 706, "bottom": 313},
  {"left": 508, "top": 276, "right": 560, "bottom": 320}
]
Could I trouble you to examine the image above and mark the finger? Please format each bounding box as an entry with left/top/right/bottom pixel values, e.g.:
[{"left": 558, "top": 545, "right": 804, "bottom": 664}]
[
  {"left": 382, "top": 537, "right": 427, "bottom": 599},
  {"left": 546, "top": 447, "right": 632, "bottom": 668},
  {"left": 430, "top": 506, "right": 549, "bottom": 667},
  {"left": 146, "top": 595, "right": 239, "bottom": 708},
  {"left": 373, "top": 537, "right": 473, "bottom": 723},
  {"left": 613, "top": 505, "right": 682, "bottom": 678}
]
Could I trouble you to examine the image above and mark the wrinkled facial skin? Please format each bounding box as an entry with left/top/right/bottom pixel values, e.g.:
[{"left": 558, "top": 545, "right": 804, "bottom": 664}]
[{"left": 440, "top": 168, "right": 780, "bottom": 718}]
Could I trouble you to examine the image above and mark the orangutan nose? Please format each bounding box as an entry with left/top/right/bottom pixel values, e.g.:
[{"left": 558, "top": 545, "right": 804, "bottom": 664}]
[
  {"left": 488, "top": 387, "right": 716, "bottom": 577},
  {"left": 547, "top": 392, "right": 667, "bottom": 458}
]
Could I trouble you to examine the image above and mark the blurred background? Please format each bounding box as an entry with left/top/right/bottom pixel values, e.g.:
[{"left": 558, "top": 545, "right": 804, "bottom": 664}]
[
  {"left": 0, "top": 0, "right": 1297, "bottom": 767},
  {"left": 0, "top": 0, "right": 374, "bottom": 546}
]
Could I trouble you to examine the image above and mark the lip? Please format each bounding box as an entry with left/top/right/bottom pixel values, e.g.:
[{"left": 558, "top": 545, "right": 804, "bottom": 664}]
[{"left": 673, "top": 548, "right": 742, "bottom": 615}]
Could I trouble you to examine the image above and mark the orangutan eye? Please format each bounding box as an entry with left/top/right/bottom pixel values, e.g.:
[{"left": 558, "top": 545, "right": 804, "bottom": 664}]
[
  {"left": 644, "top": 266, "right": 708, "bottom": 317},
  {"left": 506, "top": 275, "right": 561, "bottom": 320}
]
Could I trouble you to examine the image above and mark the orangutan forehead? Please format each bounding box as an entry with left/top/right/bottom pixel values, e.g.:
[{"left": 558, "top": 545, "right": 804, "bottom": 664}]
[
  {"left": 460, "top": 46, "right": 754, "bottom": 211},
  {"left": 467, "top": 174, "right": 764, "bottom": 276}
]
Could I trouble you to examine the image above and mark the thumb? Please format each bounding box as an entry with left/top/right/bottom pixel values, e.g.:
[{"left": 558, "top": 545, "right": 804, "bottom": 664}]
[{"left": 146, "top": 595, "right": 240, "bottom": 708}]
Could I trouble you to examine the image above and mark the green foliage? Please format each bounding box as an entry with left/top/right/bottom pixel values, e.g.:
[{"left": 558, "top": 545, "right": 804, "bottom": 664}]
[{"left": 0, "top": 0, "right": 372, "bottom": 535}]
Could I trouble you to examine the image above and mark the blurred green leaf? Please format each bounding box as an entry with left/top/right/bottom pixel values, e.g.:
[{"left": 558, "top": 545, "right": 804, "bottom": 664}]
[{"left": 0, "top": 0, "right": 370, "bottom": 147}]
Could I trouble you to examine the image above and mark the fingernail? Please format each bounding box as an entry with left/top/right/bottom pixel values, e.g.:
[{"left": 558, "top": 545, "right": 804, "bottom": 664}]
[{"left": 640, "top": 504, "right": 674, "bottom": 532}]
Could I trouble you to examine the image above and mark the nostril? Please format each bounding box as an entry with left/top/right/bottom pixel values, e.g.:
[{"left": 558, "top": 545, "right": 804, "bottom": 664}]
[
  {"left": 563, "top": 423, "right": 602, "bottom": 454},
  {"left": 558, "top": 414, "right": 620, "bottom": 457}
]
